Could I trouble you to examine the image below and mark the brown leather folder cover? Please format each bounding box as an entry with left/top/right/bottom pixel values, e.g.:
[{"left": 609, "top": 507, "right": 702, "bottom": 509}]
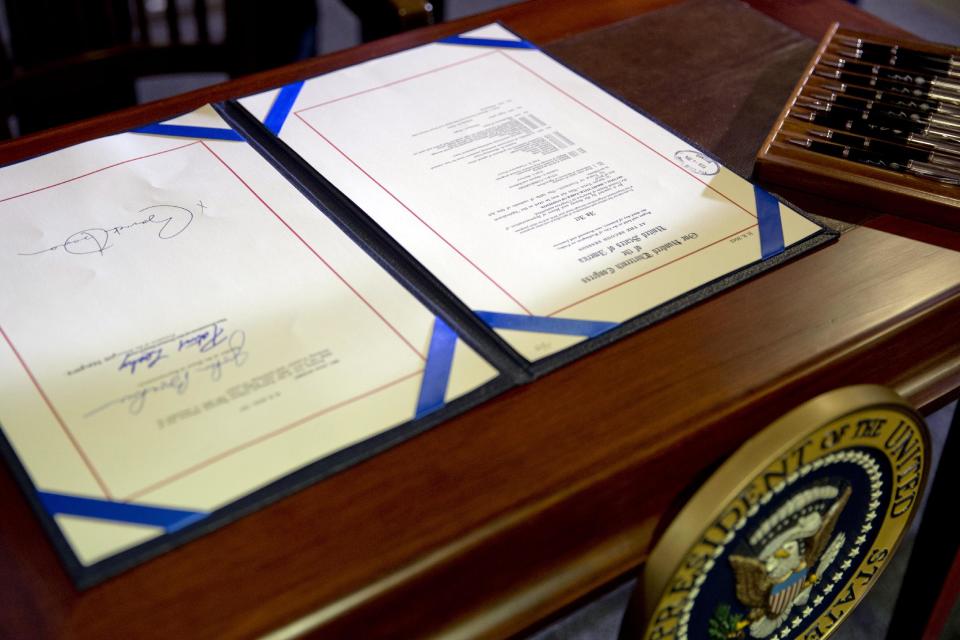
[{"left": 545, "top": 0, "right": 816, "bottom": 178}]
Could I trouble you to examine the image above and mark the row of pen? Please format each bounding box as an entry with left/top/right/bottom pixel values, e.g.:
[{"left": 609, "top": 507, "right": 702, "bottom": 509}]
[{"left": 783, "top": 33, "right": 960, "bottom": 186}]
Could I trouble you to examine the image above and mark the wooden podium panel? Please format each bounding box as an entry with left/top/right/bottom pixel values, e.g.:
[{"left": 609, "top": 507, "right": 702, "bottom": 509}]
[{"left": 1, "top": 1, "right": 958, "bottom": 638}]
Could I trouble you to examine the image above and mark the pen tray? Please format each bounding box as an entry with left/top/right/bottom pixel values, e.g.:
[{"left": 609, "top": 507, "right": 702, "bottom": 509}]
[{"left": 755, "top": 24, "right": 960, "bottom": 231}]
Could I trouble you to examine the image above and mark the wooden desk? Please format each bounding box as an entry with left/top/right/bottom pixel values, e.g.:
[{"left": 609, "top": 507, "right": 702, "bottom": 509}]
[{"left": 1, "top": 1, "right": 958, "bottom": 638}]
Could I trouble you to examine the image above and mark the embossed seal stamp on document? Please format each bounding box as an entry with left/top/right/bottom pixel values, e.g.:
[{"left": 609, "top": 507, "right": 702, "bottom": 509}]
[
  {"left": 673, "top": 150, "right": 720, "bottom": 175},
  {"left": 642, "top": 386, "right": 929, "bottom": 640}
]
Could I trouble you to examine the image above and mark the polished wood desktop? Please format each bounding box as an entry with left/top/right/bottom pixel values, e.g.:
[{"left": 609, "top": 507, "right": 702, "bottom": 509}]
[{"left": 1, "top": 1, "right": 958, "bottom": 638}]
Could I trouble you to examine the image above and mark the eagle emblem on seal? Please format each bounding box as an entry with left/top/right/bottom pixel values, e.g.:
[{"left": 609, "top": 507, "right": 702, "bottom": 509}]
[{"left": 723, "top": 483, "right": 852, "bottom": 638}]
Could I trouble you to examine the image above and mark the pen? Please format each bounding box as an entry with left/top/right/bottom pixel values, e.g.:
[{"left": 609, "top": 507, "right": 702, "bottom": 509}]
[
  {"left": 788, "top": 108, "right": 960, "bottom": 151},
  {"left": 785, "top": 137, "right": 960, "bottom": 184},
  {"left": 830, "top": 46, "right": 957, "bottom": 79},
  {"left": 803, "top": 90, "right": 960, "bottom": 129},
  {"left": 814, "top": 67, "right": 960, "bottom": 107},
  {"left": 795, "top": 98, "right": 960, "bottom": 140},
  {"left": 818, "top": 82, "right": 960, "bottom": 119},
  {"left": 820, "top": 57, "right": 960, "bottom": 96},
  {"left": 806, "top": 128, "right": 960, "bottom": 168},
  {"left": 834, "top": 35, "right": 960, "bottom": 78}
]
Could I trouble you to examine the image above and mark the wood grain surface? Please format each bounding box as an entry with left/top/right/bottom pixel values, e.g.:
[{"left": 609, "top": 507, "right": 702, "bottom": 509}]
[{"left": 1, "top": 1, "right": 957, "bottom": 639}]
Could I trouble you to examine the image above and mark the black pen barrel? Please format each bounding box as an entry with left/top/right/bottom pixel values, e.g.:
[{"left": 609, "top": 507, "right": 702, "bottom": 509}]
[
  {"left": 839, "top": 58, "right": 944, "bottom": 88},
  {"left": 789, "top": 109, "right": 960, "bottom": 153},
  {"left": 803, "top": 101, "right": 930, "bottom": 133},
  {"left": 829, "top": 60, "right": 960, "bottom": 95},
  {"left": 794, "top": 108, "right": 913, "bottom": 138},
  {"left": 848, "top": 40, "right": 955, "bottom": 69},
  {"left": 842, "top": 47, "right": 953, "bottom": 75},
  {"left": 790, "top": 138, "right": 960, "bottom": 183},
  {"left": 829, "top": 83, "right": 879, "bottom": 101},
  {"left": 815, "top": 86, "right": 960, "bottom": 119},
  {"left": 828, "top": 97, "right": 960, "bottom": 130},
  {"left": 812, "top": 129, "right": 931, "bottom": 161},
  {"left": 803, "top": 138, "right": 915, "bottom": 167},
  {"left": 822, "top": 69, "right": 932, "bottom": 99}
]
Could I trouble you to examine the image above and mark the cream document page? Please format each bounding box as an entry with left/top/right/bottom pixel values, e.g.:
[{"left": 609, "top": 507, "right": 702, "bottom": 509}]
[
  {"left": 0, "top": 107, "right": 496, "bottom": 567},
  {"left": 242, "top": 24, "right": 823, "bottom": 360}
]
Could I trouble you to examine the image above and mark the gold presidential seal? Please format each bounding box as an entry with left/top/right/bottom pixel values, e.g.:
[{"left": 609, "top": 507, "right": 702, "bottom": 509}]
[{"left": 642, "top": 386, "right": 929, "bottom": 640}]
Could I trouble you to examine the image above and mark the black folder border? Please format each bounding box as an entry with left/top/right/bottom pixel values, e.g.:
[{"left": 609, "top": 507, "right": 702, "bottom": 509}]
[
  {"left": 214, "top": 100, "right": 532, "bottom": 385},
  {"left": 0, "top": 20, "right": 837, "bottom": 589}
]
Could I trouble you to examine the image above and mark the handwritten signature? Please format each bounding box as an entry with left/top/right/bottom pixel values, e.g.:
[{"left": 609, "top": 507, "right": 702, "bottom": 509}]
[
  {"left": 117, "top": 319, "right": 228, "bottom": 376},
  {"left": 19, "top": 202, "right": 204, "bottom": 257},
  {"left": 118, "top": 348, "right": 167, "bottom": 375},
  {"left": 86, "top": 329, "right": 247, "bottom": 417},
  {"left": 178, "top": 321, "right": 227, "bottom": 353},
  {"left": 85, "top": 369, "right": 192, "bottom": 417},
  {"left": 195, "top": 330, "right": 248, "bottom": 382}
]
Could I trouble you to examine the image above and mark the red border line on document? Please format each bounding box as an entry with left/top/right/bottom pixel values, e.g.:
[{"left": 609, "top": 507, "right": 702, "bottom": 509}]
[
  {"left": 295, "top": 50, "right": 499, "bottom": 113},
  {"left": 497, "top": 51, "right": 758, "bottom": 220},
  {"left": 0, "top": 142, "right": 200, "bottom": 205},
  {"left": 200, "top": 141, "right": 426, "bottom": 359},
  {"left": 0, "top": 142, "right": 428, "bottom": 499},
  {"left": 0, "top": 324, "right": 113, "bottom": 498},
  {"left": 123, "top": 369, "right": 423, "bottom": 501},
  {"left": 292, "top": 50, "right": 761, "bottom": 319}
]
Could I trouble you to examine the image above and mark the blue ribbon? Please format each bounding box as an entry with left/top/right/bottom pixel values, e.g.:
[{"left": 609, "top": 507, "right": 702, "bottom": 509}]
[
  {"left": 754, "top": 186, "right": 785, "bottom": 260},
  {"left": 131, "top": 123, "right": 244, "bottom": 141},
  {"left": 132, "top": 80, "right": 304, "bottom": 140},
  {"left": 414, "top": 317, "right": 459, "bottom": 418},
  {"left": 437, "top": 35, "right": 537, "bottom": 49},
  {"left": 474, "top": 311, "right": 617, "bottom": 337},
  {"left": 38, "top": 491, "right": 207, "bottom": 533},
  {"left": 263, "top": 80, "right": 304, "bottom": 134}
]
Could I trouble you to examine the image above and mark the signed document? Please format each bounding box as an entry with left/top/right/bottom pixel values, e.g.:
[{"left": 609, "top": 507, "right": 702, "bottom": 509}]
[
  {"left": 0, "top": 107, "right": 496, "bottom": 568},
  {"left": 242, "top": 24, "right": 824, "bottom": 360},
  {"left": 1, "top": 26, "right": 829, "bottom": 580}
]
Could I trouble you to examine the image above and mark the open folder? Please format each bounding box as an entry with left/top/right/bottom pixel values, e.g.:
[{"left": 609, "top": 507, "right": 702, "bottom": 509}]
[{"left": 0, "top": 24, "right": 833, "bottom": 586}]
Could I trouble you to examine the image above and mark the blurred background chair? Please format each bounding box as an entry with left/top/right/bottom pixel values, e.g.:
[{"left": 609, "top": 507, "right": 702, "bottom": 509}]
[
  {"left": 342, "top": 0, "right": 442, "bottom": 42},
  {"left": 0, "top": 0, "right": 956, "bottom": 141},
  {"left": 0, "top": 0, "right": 444, "bottom": 139},
  {"left": 0, "top": 0, "right": 315, "bottom": 137}
]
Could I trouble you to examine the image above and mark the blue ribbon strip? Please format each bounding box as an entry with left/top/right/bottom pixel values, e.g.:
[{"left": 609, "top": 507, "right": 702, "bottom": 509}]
[
  {"left": 132, "top": 80, "right": 304, "bottom": 140},
  {"left": 437, "top": 35, "right": 537, "bottom": 49},
  {"left": 414, "top": 311, "right": 614, "bottom": 417},
  {"left": 131, "top": 122, "right": 244, "bottom": 141},
  {"left": 263, "top": 80, "right": 304, "bottom": 134},
  {"left": 415, "top": 317, "right": 459, "bottom": 418},
  {"left": 38, "top": 491, "right": 207, "bottom": 533},
  {"left": 754, "top": 185, "right": 785, "bottom": 260},
  {"left": 474, "top": 311, "right": 617, "bottom": 337}
]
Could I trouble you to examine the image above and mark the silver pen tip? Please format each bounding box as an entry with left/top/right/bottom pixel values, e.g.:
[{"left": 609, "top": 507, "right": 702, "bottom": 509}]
[
  {"left": 834, "top": 35, "right": 863, "bottom": 48},
  {"left": 788, "top": 109, "right": 817, "bottom": 123},
  {"left": 814, "top": 69, "right": 842, "bottom": 80},
  {"left": 796, "top": 97, "right": 828, "bottom": 111},
  {"left": 833, "top": 47, "right": 863, "bottom": 59},
  {"left": 808, "top": 91, "right": 836, "bottom": 102}
]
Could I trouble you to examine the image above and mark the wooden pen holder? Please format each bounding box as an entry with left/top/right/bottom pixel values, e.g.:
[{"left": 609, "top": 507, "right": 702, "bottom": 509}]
[{"left": 756, "top": 24, "right": 960, "bottom": 231}]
